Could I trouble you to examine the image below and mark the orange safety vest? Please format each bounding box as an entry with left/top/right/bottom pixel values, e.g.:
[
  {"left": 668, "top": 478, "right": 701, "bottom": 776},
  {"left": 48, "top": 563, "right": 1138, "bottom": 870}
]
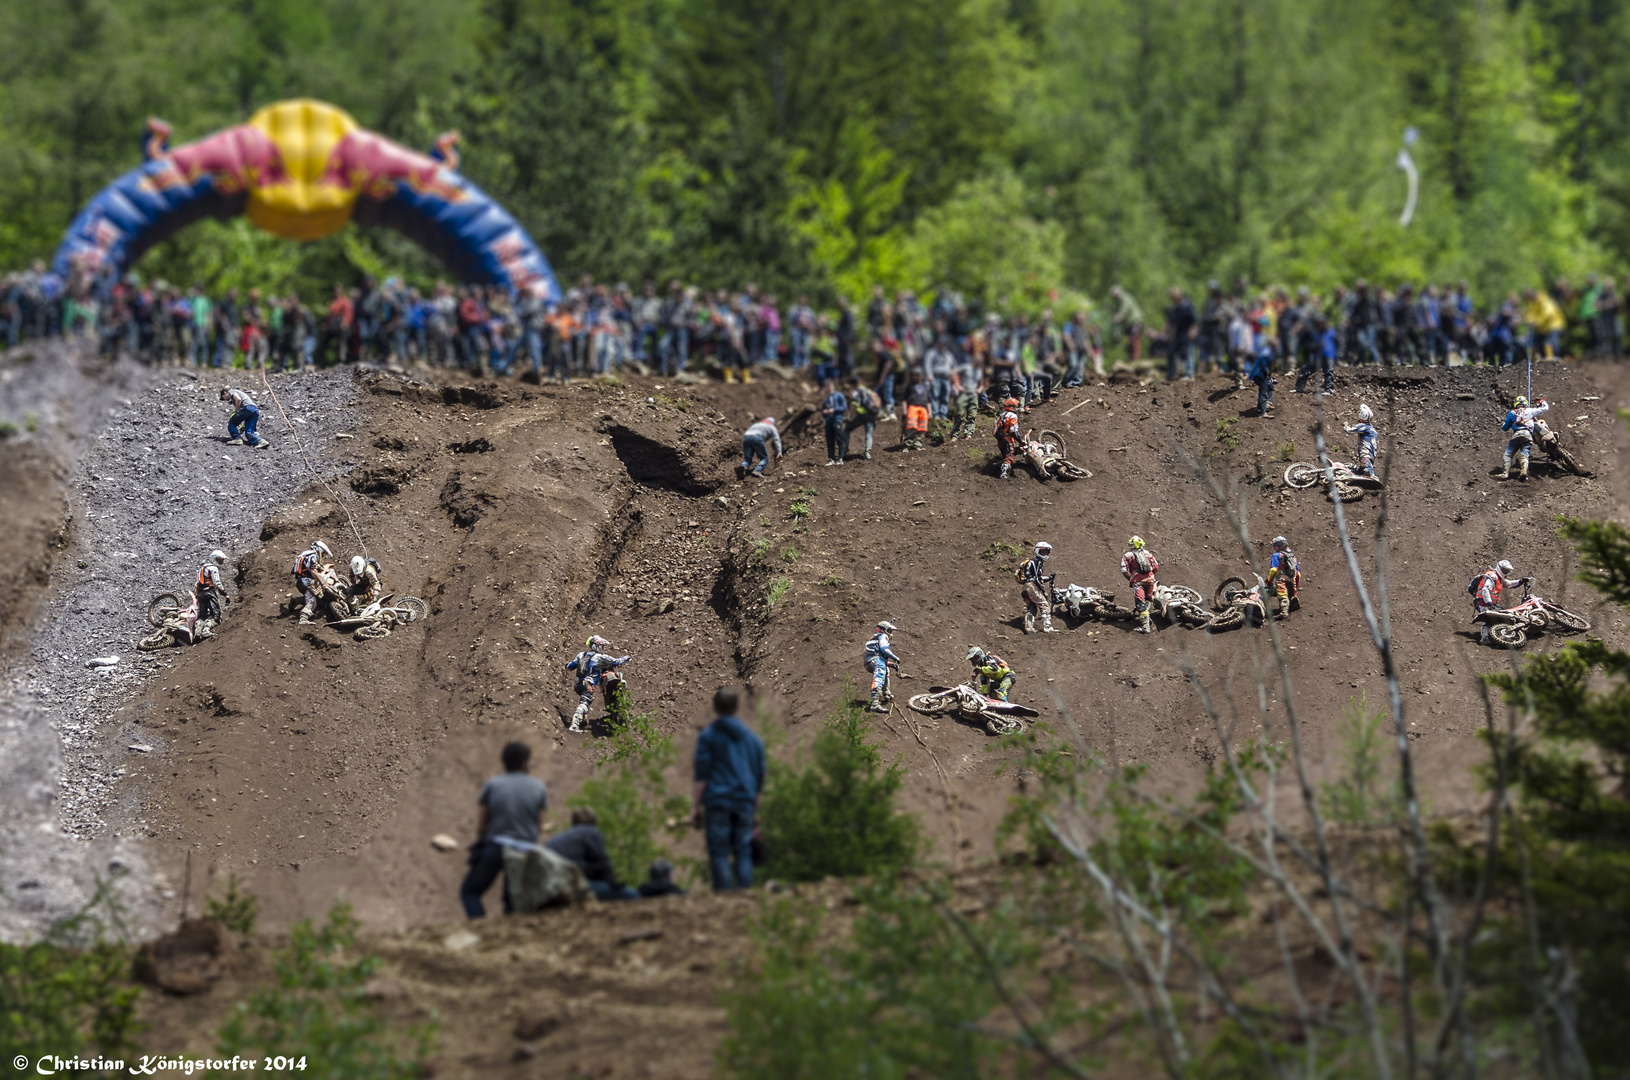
[
  {"left": 905, "top": 404, "right": 930, "bottom": 433},
  {"left": 198, "top": 565, "right": 218, "bottom": 590}
]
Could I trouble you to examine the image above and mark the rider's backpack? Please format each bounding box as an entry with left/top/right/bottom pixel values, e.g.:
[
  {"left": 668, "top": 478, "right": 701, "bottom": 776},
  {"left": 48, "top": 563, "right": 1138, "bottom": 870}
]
[{"left": 1467, "top": 574, "right": 1483, "bottom": 596}]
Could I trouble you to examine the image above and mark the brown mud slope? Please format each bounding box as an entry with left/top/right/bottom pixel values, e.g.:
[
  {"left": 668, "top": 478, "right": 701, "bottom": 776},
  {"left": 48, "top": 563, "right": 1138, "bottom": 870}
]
[
  {"left": 104, "top": 359, "right": 1630, "bottom": 931},
  {"left": 43, "top": 358, "right": 1630, "bottom": 1076}
]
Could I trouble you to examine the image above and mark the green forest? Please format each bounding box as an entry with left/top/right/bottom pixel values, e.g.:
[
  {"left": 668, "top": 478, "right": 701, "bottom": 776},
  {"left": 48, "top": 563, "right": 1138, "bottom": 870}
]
[{"left": 2, "top": 0, "right": 1626, "bottom": 306}]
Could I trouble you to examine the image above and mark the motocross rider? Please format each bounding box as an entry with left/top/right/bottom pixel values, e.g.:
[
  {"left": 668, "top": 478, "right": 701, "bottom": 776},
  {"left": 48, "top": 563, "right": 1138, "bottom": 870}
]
[
  {"left": 1266, "top": 536, "right": 1301, "bottom": 620},
  {"left": 195, "top": 550, "right": 229, "bottom": 636},
  {"left": 1019, "top": 542, "right": 1060, "bottom": 634},
  {"left": 292, "top": 540, "right": 333, "bottom": 625},
  {"left": 1343, "top": 404, "right": 1379, "bottom": 477},
  {"left": 863, "top": 621, "right": 901, "bottom": 713},
  {"left": 995, "top": 397, "right": 1021, "bottom": 479},
  {"left": 1500, "top": 395, "right": 1550, "bottom": 481},
  {"left": 220, "top": 387, "right": 270, "bottom": 449},
  {"left": 565, "top": 636, "right": 632, "bottom": 732},
  {"left": 966, "top": 646, "right": 1016, "bottom": 702},
  {"left": 348, "top": 555, "right": 383, "bottom": 607},
  {"left": 1121, "top": 535, "right": 1160, "bottom": 634},
  {"left": 1472, "top": 560, "right": 1529, "bottom": 644}
]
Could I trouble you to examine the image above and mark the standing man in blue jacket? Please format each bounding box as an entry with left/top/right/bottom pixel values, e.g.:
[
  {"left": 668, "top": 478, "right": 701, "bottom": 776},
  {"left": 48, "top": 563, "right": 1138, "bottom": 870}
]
[{"left": 692, "top": 687, "right": 766, "bottom": 891}]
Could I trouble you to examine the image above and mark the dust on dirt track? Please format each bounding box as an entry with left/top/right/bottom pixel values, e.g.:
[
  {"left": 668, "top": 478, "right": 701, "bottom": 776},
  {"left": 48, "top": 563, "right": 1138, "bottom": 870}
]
[{"left": 6, "top": 348, "right": 1630, "bottom": 1074}]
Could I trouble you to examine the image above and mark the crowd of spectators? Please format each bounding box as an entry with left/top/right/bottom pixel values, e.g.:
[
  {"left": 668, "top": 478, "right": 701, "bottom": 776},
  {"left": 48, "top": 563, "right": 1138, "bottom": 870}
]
[{"left": 3, "top": 259, "right": 1621, "bottom": 396}]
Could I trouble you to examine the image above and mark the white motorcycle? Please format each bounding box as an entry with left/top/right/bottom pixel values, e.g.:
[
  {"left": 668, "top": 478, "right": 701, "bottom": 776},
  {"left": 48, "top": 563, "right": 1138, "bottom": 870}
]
[
  {"left": 908, "top": 683, "right": 1040, "bottom": 736},
  {"left": 327, "top": 593, "right": 428, "bottom": 640}
]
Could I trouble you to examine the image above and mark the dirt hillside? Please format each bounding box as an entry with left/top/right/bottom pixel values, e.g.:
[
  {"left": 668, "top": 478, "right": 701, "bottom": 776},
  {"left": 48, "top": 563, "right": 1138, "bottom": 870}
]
[{"left": 6, "top": 348, "right": 1630, "bottom": 1076}]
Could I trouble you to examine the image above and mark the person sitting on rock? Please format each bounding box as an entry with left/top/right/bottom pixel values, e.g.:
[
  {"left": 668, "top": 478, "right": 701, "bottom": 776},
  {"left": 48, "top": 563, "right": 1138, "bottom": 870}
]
[
  {"left": 195, "top": 549, "right": 229, "bottom": 637},
  {"left": 1344, "top": 404, "right": 1379, "bottom": 477},
  {"left": 546, "top": 807, "right": 637, "bottom": 901},
  {"left": 292, "top": 539, "right": 333, "bottom": 625},
  {"left": 348, "top": 555, "right": 383, "bottom": 608},
  {"left": 565, "top": 636, "right": 631, "bottom": 732},
  {"left": 966, "top": 646, "right": 1016, "bottom": 702}
]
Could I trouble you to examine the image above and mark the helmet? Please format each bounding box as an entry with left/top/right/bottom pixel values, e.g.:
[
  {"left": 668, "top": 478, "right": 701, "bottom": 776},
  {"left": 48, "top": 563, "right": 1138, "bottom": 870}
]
[
  {"left": 1358, "top": 404, "right": 1373, "bottom": 422},
  {"left": 1513, "top": 395, "right": 1528, "bottom": 409},
  {"left": 312, "top": 540, "right": 331, "bottom": 559},
  {"left": 586, "top": 634, "right": 613, "bottom": 650},
  {"left": 1128, "top": 535, "right": 1145, "bottom": 550},
  {"left": 1271, "top": 536, "right": 1288, "bottom": 550},
  {"left": 1496, "top": 559, "right": 1516, "bottom": 577},
  {"left": 966, "top": 645, "right": 986, "bottom": 663},
  {"left": 764, "top": 416, "right": 777, "bottom": 426},
  {"left": 1035, "top": 542, "right": 1052, "bottom": 557},
  {"left": 209, "top": 549, "right": 227, "bottom": 564},
  {"left": 1001, "top": 397, "right": 1019, "bottom": 411},
  {"left": 350, "top": 556, "right": 366, "bottom": 576},
  {"left": 876, "top": 620, "right": 898, "bottom": 633}
]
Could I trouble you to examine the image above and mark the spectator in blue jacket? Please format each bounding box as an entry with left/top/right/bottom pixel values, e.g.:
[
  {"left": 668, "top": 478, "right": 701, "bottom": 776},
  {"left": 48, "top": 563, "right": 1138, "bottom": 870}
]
[
  {"left": 821, "top": 380, "right": 849, "bottom": 466},
  {"left": 691, "top": 686, "right": 766, "bottom": 891}
]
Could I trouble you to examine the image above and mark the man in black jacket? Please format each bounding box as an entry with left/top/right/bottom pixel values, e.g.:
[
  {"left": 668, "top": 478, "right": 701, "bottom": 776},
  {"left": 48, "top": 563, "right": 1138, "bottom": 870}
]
[{"left": 546, "top": 807, "right": 637, "bottom": 900}]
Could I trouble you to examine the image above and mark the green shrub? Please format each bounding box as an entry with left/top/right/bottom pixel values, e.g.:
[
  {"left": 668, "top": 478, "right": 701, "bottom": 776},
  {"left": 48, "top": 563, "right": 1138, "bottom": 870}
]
[
  {"left": 1319, "top": 693, "right": 1395, "bottom": 826},
  {"left": 567, "top": 712, "right": 690, "bottom": 887},
  {"left": 758, "top": 692, "right": 919, "bottom": 882},
  {"left": 765, "top": 577, "right": 790, "bottom": 609},
  {"left": 212, "top": 902, "right": 435, "bottom": 1079},
  {"left": 204, "top": 872, "right": 259, "bottom": 935},
  {"left": 0, "top": 420, "right": 17, "bottom": 438},
  {"left": 780, "top": 545, "right": 800, "bottom": 564},
  {"left": 0, "top": 879, "right": 140, "bottom": 1067}
]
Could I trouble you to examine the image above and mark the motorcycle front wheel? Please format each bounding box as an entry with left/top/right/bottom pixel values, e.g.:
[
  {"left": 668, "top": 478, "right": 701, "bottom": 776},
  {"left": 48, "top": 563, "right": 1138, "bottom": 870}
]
[
  {"left": 1037, "top": 430, "right": 1068, "bottom": 460},
  {"left": 1164, "top": 585, "right": 1204, "bottom": 606},
  {"left": 1284, "top": 463, "right": 1321, "bottom": 489},
  {"left": 396, "top": 596, "right": 428, "bottom": 623},
  {"left": 1489, "top": 623, "right": 1527, "bottom": 648},
  {"left": 909, "top": 692, "right": 959, "bottom": 714},
  {"left": 1214, "top": 577, "right": 1248, "bottom": 610}
]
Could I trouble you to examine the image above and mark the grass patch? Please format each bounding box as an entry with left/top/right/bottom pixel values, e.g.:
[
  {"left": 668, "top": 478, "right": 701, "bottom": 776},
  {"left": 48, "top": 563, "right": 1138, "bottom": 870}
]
[
  {"left": 750, "top": 539, "right": 770, "bottom": 567},
  {"left": 0, "top": 420, "right": 17, "bottom": 438},
  {"left": 1215, "top": 416, "right": 1239, "bottom": 451},
  {"left": 1275, "top": 439, "right": 1296, "bottom": 461},
  {"left": 782, "top": 546, "right": 801, "bottom": 564},
  {"left": 819, "top": 574, "right": 843, "bottom": 587},
  {"left": 790, "top": 499, "right": 812, "bottom": 520},
  {"left": 204, "top": 871, "right": 259, "bottom": 934},
  {"left": 979, "top": 541, "right": 1022, "bottom": 561},
  {"left": 594, "top": 374, "right": 626, "bottom": 389},
  {"left": 766, "top": 577, "right": 791, "bottom": 609}
]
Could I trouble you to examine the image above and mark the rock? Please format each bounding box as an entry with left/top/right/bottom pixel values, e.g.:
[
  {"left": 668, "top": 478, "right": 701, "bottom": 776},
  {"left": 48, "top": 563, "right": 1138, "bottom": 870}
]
[
  {"left": 514, "top": 1012, "right": 564, "bottom": 1040},
  {"left": 513, "top": 1042, "right": 542, "bottom": 1061},
  {"left": 443, "top": 929, "right": 479, "bottom": 951},
  {"left": 362, "top": 976, "right": 404, "bottom": 1001},
  {"left": 713, "top": 496, "right": 730, "bottom": 509},
  {"left": 133, "top": 919, "right": 225, "bottom": 994},
  {"left": 85, "top": 656, "right": 120, "bottom": 668},
  {"left": 127, "top": 744, "right": 153, "bottom": 754},
  {"left": 617, "top": 927, "right": 663, "bottom": 945},
  {"left": 430, "top": 833, "right": 459, "bottom": 852}
]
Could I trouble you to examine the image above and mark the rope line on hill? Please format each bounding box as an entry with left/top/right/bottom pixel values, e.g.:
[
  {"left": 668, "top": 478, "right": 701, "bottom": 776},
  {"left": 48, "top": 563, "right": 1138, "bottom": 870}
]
[{"left": 257, "top": 363, "right": 369, "bottom": 560}]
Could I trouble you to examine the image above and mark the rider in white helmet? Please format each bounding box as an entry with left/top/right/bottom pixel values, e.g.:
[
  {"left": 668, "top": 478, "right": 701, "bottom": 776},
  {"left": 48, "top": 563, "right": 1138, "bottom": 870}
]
[
  {"left": 1019, "top": 542, "right": 1060, "bottom": 634},
  {"left": 348, "top": 554, "right": 383, "bottom": 607},
  {"left": 195, "top": 549, "right": 229, "bottom": 636},
  {"left": 863, "top": 621, "right": 902, "bottom": 712},
  {"left": 1472, "top": 559, "right": 1529, "bottom": 643},
  {"left": 292, "top": 539, "right": 333, "bottom": 625},
  {"left": 1343, "top": 403, "right": 1379, "bottom": 477}
]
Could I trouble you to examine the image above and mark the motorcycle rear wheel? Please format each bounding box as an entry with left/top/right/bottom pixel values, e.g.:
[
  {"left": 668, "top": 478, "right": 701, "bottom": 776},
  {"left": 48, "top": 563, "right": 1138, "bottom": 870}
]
[
  {"left": 984, "top": 714, "right": 1022, "bottom": 737},
  {"left": 147, "top": 593, "right": 182, "bottom": 627},
  {"left": 137, "top": 628, "right": 174, "bottom": 651},
  {"left": 1207, "top": 608, "right": 1244, "bottom": 632},
  {"left": 1165, "top": 585, "right": 1204, "bottom": 606},
  {"left": 1551, "top": 447, "right": 1583, "bottom": 475},
  {"left": 1489, "top": 623, "right": 1527, "bottom": 648},
  {"left": 1096, "top": 603, "right": 1135, "bottom": 620},
  {"left": 1329, "top": 481, "right": 1365, "bottom": 503},
  {"left": 1054, "top": 461, "right": 1091, "bottom": 480}
]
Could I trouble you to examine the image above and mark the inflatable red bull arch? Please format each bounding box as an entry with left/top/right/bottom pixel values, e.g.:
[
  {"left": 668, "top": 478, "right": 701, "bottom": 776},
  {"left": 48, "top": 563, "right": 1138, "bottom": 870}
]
[{"left": 52, "top": 98, "right": 561, "bottom": 300}]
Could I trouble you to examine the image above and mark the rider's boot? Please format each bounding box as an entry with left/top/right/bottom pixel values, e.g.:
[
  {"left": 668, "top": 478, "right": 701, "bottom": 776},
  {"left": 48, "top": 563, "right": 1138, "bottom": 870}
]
[
  {"left": 297, "top": 600, "right": 316, "bottom": 626},
  {"left": 1136, "top": 610, "right": 1153, "bottom": 634},
  {"left": 1276, "top": 596, "right": 1290, "bottom": 620},
  {"left": 1478, "top": 623, "right": 1490, "bottom": 645},
  {"left": 1040, "top": 608, "right": 1060, "bottom": 633},
  {"left": 867, "top": 692, "right": 886, "bottom": 714},
  {"left": 1023, "top": 609, "right": 1036, "bottom": 634},
  {"left": 1517, "top": 454, "right": 1529, "bottom": 481},
  {"left": 999, "top": 461, "right": 1012, "bottom": 480},
  {"left": 1498, "top": 452, "right": 1511, "bottom": 480},
  {"left": 570, "top": 701, "right": 589, "bottom": 732}
]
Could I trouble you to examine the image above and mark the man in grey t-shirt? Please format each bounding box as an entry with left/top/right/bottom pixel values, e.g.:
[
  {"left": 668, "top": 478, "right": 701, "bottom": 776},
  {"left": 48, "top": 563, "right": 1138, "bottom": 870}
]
[{"left": 460, "top": 741, "right": 549, "bottom": 917}]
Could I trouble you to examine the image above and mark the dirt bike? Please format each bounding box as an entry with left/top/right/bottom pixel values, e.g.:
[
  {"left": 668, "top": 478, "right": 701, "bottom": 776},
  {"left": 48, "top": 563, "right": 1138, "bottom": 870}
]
[
  {"left": 1531, "top": 419, "right": 1588, "bottom": 477},
  {"left": 1152, "top": 584, "right": 1211, "bottom": 627},
  {"left": 285, "top": 563, "right": 353, "bottom": 621},
  {"left": 908, "top": 683, "right": 1040, "bottom": 736},
  {"left": 1209, "top": 576, "right": 1269, "bottom": 632},
  {"left": 1050, "top": 583, "right": 1134, "bottom": 621},
  {"left": 139, "top": 592, "right": 201, "bottom": 650},
  {"left": 328, "top": 593, "right": 429, "bottom": 640},
  {"left": 1020, "top": 429, "right": 1092, "bottom": 481},
  {"left": 1474, "top": 585, "right": 1590, "bottom": 648},
  {"left": 1283, "top": 459, "right": 1384, "bottom": 503}
]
